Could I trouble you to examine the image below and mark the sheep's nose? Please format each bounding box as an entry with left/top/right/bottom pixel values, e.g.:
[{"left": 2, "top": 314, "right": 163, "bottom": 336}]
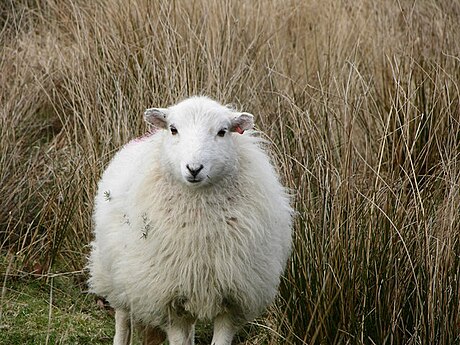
[{"left": 186, "top": 164, "right": 204, "bottom": 177}]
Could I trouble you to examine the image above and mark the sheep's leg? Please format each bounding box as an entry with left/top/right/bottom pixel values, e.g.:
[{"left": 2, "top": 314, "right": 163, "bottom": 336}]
[
  {"left": 165, "top": 317, "right": 195, "bottom": 345},
  {"left": 114, "top": 309, "right": 131, "bottom": 345},
  {"left": 211, "top": 314, "right": 238, "bottom": 345}
]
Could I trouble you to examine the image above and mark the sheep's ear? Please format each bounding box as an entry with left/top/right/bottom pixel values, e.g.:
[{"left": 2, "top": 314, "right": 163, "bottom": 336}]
[
  {"left": 144, "top": 108, "right": 169, "bottom": 129},
  {"left": 230, "top": 112, "right": 254, "bottom": 134}
]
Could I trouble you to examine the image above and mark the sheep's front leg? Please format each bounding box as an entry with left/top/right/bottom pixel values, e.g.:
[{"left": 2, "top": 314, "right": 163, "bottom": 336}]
[
  {"left": 165, "top": 317, "right": 195, "bottom": 345},
  {"left": 211, "top": 314, "right": 239, "bottom": 345},
  {"left": 114, "top": 309, "right": 131, "bottom": 345}
]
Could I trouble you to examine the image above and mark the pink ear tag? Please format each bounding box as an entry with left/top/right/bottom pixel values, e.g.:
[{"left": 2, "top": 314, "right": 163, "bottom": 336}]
[{"left": 235, "top": 126, "right": 244, "bottom": 134}]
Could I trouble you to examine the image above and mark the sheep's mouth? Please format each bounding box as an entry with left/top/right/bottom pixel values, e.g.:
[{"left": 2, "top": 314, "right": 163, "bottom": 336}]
[{"left": 186, "top": 177, "right": 204, "bottom": 184}]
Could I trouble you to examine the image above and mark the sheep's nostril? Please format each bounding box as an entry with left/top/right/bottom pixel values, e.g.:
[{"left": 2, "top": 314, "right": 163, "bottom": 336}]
[{"left": 186, "top": 164, "right": 204, "bottom": 178}]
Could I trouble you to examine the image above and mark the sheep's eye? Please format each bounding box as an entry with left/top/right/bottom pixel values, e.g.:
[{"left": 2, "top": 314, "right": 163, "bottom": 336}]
[
  {"left": 217, "top": 129, "right": 227, "bottom": 137},
  {"left": 170, "top": 126, "right": 178, "bottom": 135}
]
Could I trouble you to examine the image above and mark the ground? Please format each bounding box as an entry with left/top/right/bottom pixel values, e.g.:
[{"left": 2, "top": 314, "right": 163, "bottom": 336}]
[{"left": 1, "top": 274, "right": 113, "bottom": 344}]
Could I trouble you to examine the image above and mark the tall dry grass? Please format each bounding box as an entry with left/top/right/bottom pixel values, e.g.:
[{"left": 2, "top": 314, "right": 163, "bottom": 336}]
[{"left": 1, "top": 0, "right": 459, "bottom": 344}]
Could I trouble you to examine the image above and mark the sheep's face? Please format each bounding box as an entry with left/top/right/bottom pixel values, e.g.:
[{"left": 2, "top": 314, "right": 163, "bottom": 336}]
[{"left": 144, "top": 97, "right": 254, "bottom": 188}]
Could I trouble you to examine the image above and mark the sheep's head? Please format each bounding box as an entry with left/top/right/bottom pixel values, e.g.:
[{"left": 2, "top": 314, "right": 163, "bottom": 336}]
[{"left": 144, "top": 96, "right": 254, "bottom": 187}]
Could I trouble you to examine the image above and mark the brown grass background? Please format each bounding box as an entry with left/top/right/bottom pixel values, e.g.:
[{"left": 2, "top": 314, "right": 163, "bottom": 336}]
[{"left": 1, "top": 0, "right": 459, "bottom": 344}]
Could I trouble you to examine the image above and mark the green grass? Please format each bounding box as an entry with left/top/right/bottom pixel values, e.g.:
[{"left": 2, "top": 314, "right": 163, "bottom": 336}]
[{"left": 0, "top": 274, "right": 113, "bottom": 344}]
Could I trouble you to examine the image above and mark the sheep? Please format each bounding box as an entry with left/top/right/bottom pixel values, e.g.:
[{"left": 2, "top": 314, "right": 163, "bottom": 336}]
[{"left": 87, "top": 96, "right": 293, "bottom": 345}]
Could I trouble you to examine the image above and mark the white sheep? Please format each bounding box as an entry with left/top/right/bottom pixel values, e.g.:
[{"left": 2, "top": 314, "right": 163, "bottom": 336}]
[{"left": 88, "top": 96, "right": 293, "bottom": 345}]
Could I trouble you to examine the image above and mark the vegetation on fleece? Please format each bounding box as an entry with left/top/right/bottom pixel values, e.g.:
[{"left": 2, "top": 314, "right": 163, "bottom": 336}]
[{"left": 1, "top": 0, "right": 459, "bottom": 344}]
